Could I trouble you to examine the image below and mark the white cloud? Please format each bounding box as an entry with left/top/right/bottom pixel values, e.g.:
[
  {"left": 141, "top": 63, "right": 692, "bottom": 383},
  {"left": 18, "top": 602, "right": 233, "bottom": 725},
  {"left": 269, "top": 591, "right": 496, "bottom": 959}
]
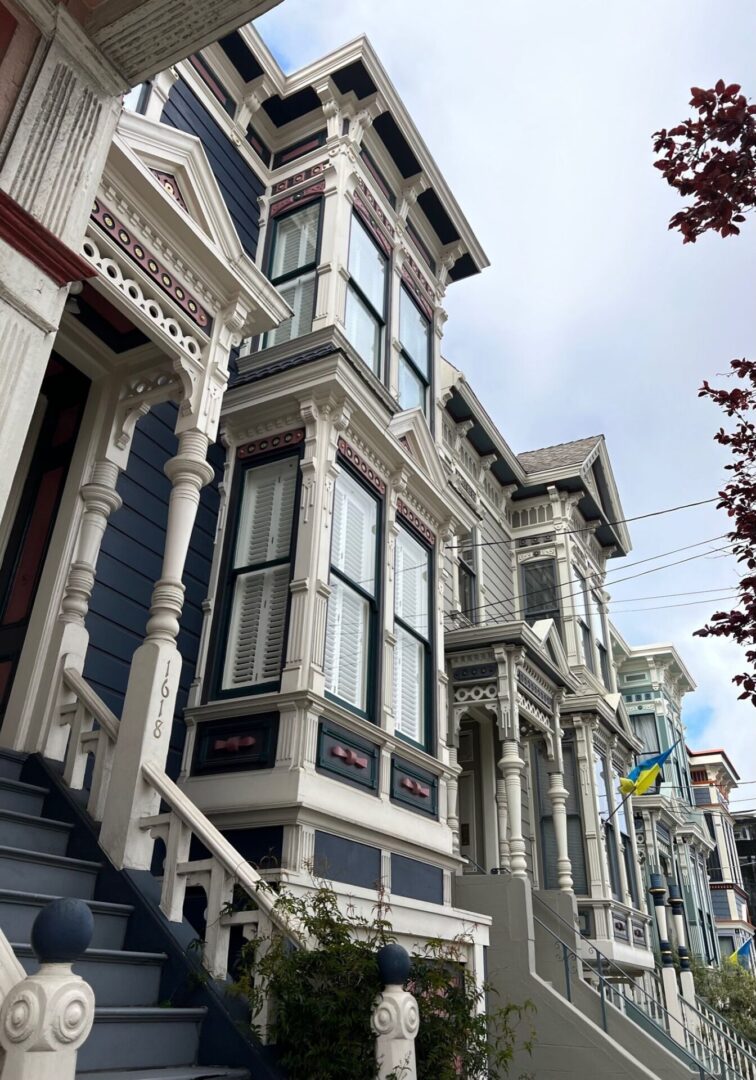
[{"left": 258, "top": 0, "right": 756, "bottom": 776}]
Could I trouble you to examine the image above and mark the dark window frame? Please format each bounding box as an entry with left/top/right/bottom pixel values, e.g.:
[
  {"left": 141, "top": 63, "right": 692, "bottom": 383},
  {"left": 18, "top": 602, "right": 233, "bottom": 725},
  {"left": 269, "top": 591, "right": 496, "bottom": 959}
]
[
  {"left": 207, "top": 443, "right": 303, "bottom": 702},
  {"left": 261, "top": 197, "right": 324, "bottom": 350},
  {"left": 521, "top": 558, "right": 562, "bottom": 635},
  {"left": 397, "top": 284, "right": 431, "bottom": 416},
  {"left": 344, "top": 212, "right": 390, "bottom": 380},
  {"left": 393, "top": 519, "right": 434, "bottom": 753},
  {"left": 323, "top": 455, "right": 384, "bottom": 723}
]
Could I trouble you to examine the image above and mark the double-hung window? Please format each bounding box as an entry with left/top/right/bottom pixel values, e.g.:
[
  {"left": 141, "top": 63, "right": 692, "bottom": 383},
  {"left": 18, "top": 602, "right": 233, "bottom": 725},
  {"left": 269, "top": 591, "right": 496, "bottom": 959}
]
[
  {"left": 521, "top": 559, "right": 561, "bottom": 634},
  {"left": 323, "top": 469, "right": 380, "bottom": 715},
  {"left": 594, "top": 749, "right": 622, "bottom": 900},
  {"left": 344, "top": 215, "right": 387, "bottom": 376},
  {"left": 591, "top": 594, "right": 610, "bottom": 685},
  {"left": 264, "top": 201, "right": 320, "bottom": 349},
  {"left": 220, "top": 455, "right": 298, "bottom": 693},
  {"left": 574, "top": 569, "right": 595, "bottom": 672},
  {"left": 393, "top": 525, "right": 432, "bottom": 746},
  {"left": 458, "top": 533, "right": 477, "bottom": 622},
  {"left": 398, "top": 287, "right": 430, "bottom": 414},
  {"left": 614, "top": 767, "right": 640, "bottom": 905}
]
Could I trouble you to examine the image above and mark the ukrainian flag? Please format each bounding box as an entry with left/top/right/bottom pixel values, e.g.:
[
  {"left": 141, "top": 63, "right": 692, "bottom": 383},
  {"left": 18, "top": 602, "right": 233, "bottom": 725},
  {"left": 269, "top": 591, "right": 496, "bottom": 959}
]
[
  {"left": 619, "top": 744, "right": 676, "bottom": 796},
  {"left": 726, "top": 941, "right": 752, "bottom": 967}
]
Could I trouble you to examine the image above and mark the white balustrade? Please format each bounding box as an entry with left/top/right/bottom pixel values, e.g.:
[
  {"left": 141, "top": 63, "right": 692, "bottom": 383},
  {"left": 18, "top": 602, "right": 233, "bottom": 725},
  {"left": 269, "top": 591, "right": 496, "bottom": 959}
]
[{"left": 53, "top": 667, "right": 120, "bottom": 823}]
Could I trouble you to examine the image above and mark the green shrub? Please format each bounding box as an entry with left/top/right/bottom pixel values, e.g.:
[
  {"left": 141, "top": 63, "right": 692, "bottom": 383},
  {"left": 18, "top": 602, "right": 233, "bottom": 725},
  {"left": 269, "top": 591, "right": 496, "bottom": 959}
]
[
  {"left": 693, "top": 959, "right": 756, "bottom": 1045},
  {"left": 232, "top": 885, "right": 534, "bottom": 1080}
]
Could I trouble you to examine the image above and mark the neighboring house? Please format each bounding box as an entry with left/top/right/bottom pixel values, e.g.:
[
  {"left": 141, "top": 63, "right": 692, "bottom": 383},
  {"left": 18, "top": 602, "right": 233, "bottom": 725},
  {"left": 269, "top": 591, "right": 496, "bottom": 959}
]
[
  {"left": 734, "top": 810, "right": 756, "bottom": 937},
  {"left": 690, "top": 749, "right": 755, "bottom": 968},
  {"left": 612, "top": 635, "right": 720, "bottom": 966},
  {"left": 1, "top": 14, "right": 755, "bottom": 1080}
]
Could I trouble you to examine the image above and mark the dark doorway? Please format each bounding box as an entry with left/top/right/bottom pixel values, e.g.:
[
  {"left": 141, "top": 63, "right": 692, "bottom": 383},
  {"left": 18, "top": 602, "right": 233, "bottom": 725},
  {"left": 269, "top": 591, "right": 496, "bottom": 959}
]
[{"left": 0, "top": 354, "right": 90, "bottom": 721}]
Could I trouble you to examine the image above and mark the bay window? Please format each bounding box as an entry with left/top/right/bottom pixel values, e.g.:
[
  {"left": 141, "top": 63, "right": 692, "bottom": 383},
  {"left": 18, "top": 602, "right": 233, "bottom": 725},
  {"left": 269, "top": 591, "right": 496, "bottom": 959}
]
[
  {"left": 594, "top": 748, "right": 622, "bottom": 900},
  {"left": 458, "top": 533, "right": 476, "bottom": 622},
  {"left": 398, "top": 287, "right": 430, "bottom": 413},
  {"left": 219, "top": 455, "right": 298, "bottom": 693},
  {"left": 324, "top": 468, "right": 380, "bottom": 715},
  {"left": 344, "top": 214, "right": 387, "bottom": 376},
  {"left": 521, "top": 559, "right": 561, "bottom": 633},
  {"left": 264, "top": 201, "right": 320, "bottom": 349},
  {"left": 393, "top": 524, "right": 432, "bottom": 746},
  {"left": 575, "top": 568, "right": 595, "bottom": 672}
]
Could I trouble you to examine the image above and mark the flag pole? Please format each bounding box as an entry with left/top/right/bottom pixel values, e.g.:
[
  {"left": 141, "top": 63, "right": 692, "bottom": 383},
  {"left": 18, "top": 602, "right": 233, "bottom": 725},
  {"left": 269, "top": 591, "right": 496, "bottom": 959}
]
[{"left": 600, "top": 739, "right": 682, "bottom": 828}]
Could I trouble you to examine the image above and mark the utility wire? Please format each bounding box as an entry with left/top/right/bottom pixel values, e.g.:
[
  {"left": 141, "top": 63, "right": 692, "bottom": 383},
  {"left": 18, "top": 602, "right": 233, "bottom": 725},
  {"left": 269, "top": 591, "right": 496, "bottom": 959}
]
[
  {"left": 447, "top": 496, "right": 719, "bottom": 553},
  {"left": 604, "top": 593, "right": 739, "bottom": 615},
  {"left": 444, "top": 541, "right": 733, "bottom": 626}
]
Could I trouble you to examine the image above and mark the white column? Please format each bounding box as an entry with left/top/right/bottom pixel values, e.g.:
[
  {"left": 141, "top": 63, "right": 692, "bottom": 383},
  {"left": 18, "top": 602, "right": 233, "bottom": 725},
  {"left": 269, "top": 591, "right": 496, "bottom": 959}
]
[
  {"left": 500, "top": 739, "right": 527, "bottom": 877},
  {"left": 495, "top": 771, "right": 510, "bottom": 870},
  {"left": 547, "top": 765, "right": 573, "bottom": 892},
  {"left": 99, "top": 427, "right": 214, "bottom": 869}
]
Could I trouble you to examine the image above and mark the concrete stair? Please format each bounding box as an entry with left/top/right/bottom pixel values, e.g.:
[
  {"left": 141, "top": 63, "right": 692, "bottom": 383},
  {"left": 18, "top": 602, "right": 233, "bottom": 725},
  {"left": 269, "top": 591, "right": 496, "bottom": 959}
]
[{"left": 0, "top": 748, "right": 256, "bottom": 1080}]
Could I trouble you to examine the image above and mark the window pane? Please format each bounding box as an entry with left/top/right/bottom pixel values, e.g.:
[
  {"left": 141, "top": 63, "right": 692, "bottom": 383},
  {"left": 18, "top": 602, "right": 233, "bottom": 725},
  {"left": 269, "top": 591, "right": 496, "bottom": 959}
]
[
  {"left": 324, "top": 578, "right": 370, "bottom": 709},
  {"left": 345, "top": 286, "right": 381, "bottom": 373},
  {"left": 348, "top": 216, "right": 386, "bottom": 314},
  {"left": 395, "top": 527, "right": 429, "bottom": 640},
  {"left": 581, "top": 623, "right": 594, "bottom": 673},
  {"left": 271, "top": 203, "right": 319, "bottom": 279},
  {"left": 234, "top": 457, "right": 298, "bottom": 568},
  {"left": 399, "top": 288, "right": 430, "bottom": 377},
  {"left": 522, "top": 560, "right": 559, "bottom": 623},
  {"left": 222, "top": 565, "right": 290, "bottom": 689},
  {"left": 267, "top": 271, "right": 316, "bottom": 347},
  {"left": 398, "top": 355, "right": 426, "bottom": 411},
  {"left": 394, "top": 624, "right": 424, "bottom": 741},
  {"left": 459, "top": 563, "right": 476, "bottom": 620},
  {"left": 594, "top": 750, "right": 610, "bottom": 820},
  {"left": 331, "top": 470, "right": 378, "bottom": 596}
]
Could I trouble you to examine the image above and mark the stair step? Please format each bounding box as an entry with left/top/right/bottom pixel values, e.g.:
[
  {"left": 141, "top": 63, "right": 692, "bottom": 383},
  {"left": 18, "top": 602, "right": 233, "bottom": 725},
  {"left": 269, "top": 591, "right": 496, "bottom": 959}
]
[
  {"left": 78, "top": 1068, "right": 250, "bottom": 1080},
  {"left": 0, "top": 889, "right": 133, "bottom": 949},
  {"left": 0, "top": 777, "right": 48, "bottom": 815},
  {"left": 14, "top": 944, "right": 166, "bottom": 1007},
  {"left": 0, "top": 748, "right": 27, "bottom": 781},
  {"left": 77, "top": 1008, "right": 207, "bottom": 1072},
  {"left": 0, "top": 845, "right": 101, "bottom": 899},
  {"left": 0, "top": 808, "right": 73, "bottom": 856}
]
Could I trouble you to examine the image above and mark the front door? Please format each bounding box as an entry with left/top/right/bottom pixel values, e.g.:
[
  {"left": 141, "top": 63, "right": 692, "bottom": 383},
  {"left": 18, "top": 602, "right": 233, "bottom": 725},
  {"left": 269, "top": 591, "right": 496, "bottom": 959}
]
[
  {"left": 459, "top": 722, "right": 484, "bottom": 871},
  {"left": 0, "top": 355, "right": 90, "bottom": 720}
]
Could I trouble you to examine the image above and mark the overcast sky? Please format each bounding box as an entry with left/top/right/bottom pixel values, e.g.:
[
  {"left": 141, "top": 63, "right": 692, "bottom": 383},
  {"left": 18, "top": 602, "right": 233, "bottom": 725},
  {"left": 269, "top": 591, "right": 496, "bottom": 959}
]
[{"left": 258, "top": 0, "right": 756, "bottom": 806}]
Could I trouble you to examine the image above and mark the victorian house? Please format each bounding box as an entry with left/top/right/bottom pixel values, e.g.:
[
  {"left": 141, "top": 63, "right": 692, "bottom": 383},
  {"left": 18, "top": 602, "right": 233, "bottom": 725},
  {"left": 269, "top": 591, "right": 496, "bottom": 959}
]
[{"left": 0, "top": 11, "right": 755, "bottom": 1080}]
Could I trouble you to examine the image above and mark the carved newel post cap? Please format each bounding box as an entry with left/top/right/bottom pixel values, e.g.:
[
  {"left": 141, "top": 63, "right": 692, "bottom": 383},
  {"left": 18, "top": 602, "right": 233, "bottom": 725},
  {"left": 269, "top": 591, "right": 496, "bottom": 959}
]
[
  {"left": 377, "top": 943, "right": 411, "bottom": 987},
  {"left": 667, "top": 882, "right": 682, "bottom": 902},
  {"left": 31, "top": 898, "right": 94, "bottom": 963},
  {"left": 649, "top": 873, "right": 666, "bottom": 893}
]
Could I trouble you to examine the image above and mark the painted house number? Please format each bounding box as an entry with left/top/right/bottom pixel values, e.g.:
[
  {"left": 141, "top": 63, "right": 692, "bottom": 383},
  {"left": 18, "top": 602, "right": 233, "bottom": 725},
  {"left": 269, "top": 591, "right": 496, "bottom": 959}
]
[{"left": 153, "top": 659, "right": 171, "bottom": 739}]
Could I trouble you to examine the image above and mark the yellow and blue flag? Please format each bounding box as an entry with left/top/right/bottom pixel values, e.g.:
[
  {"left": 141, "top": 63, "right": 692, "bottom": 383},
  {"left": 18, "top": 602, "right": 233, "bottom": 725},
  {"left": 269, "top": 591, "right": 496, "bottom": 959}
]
[
  {"left": 619, "top": 745, "right": 676, "bottom": 796},
  {"left": 726, "top": 941, "right": 752, "bottom": 967}
]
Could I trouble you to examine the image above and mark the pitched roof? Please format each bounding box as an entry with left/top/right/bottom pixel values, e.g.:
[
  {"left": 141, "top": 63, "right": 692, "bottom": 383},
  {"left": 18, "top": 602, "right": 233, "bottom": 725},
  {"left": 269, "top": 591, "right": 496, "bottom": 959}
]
[{"left": 517, "top": 435, "right": 602, "bottom": 475}]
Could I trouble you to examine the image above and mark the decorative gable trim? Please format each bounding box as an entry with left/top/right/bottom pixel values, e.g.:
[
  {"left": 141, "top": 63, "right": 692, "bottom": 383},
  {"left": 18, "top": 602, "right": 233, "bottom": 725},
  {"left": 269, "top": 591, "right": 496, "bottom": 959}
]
[{"left": 151, "top": 170, "right": 189, "bottom": 211}]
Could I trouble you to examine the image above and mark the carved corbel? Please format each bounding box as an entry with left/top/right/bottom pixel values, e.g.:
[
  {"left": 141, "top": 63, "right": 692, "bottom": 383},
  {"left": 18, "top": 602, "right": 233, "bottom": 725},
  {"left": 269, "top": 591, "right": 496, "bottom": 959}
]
[
  {"left": 238, "top": 74, "right": 276, "bottom": 129},
  {"left": 349, "top": 96, "right": 383, "bottom": 148},
  {"left": 397, "top": 173, "right": 429, "bottom": 221},
  {"left": 438, "top": 241, "right": 464, "bottom": 287},
  {"left": 314, "top": 77, "right": 343, "bottom": 141},
  {"left": 110, "top": 367, "right": 182, "bottom": 461}
]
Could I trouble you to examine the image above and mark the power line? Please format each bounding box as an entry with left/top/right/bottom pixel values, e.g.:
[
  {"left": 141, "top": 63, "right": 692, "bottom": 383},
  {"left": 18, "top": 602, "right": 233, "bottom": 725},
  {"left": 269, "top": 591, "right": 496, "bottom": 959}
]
[
  {"left": 600, "top": 593, "right": 740, "bottom": 615},
  {"left": 444, "top": 540, "right": 733, "bottom": 626},
  {"left": 606, "top": 585, "right": 741, "bottom": 603},
  {"left": 447, "top": 496, "right": 719, "bottom": 553}
]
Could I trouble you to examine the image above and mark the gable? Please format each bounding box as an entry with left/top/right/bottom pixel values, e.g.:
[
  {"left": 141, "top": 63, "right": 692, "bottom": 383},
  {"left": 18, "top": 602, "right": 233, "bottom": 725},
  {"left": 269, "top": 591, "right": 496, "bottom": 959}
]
[{"left": 388, "top": 408, "right": 448, "bottom": 491}]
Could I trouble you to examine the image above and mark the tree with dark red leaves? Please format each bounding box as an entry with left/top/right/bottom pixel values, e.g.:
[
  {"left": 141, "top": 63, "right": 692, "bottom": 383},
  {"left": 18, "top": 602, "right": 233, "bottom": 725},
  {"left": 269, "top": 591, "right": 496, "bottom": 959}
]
[{"left": 654, "top": 83, "right": 756, "bottom": 704}]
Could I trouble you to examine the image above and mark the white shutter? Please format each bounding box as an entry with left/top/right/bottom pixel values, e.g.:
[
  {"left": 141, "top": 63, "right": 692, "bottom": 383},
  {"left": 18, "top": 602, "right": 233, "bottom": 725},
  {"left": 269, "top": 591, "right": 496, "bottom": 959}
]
[
  {"left": 393, "top": 626, "right": 423, "bottom": 741},
  {"left": 331, "top": 473, "right": 377, "bottom": 595},
  {"left": 234, "top": 457, "right": 297, "bottom": 568},
  {"left": 395, "top": 528, "right": 428, "bottom": 639},
  {"left": 271, "top": 203, "right": 319, "bottom": 279},
  {"left": 268, "top": 273, "right": 316, "bottom": 348},
  {"left": 323, "top": 579, "right": 369, "bottom": 708},
  {"left": 222, "top": 565, "right": 290, "bottom": 689}
]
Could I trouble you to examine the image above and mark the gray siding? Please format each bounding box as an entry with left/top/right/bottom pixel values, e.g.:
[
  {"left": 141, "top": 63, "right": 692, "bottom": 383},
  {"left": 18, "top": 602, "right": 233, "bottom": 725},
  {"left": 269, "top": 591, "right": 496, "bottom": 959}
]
[{"left": 479, "top": 510, "right": 514, "bottom": 623}]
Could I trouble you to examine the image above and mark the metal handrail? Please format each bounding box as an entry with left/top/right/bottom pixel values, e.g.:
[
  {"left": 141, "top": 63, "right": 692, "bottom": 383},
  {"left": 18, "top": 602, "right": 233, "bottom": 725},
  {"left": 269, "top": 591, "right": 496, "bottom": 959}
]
[
  {"left": 533, "top": 910, "right": 748, "bottom": 1080},
  {"left": 695, "top": 993, "right": 756, "bottom": 1057}
]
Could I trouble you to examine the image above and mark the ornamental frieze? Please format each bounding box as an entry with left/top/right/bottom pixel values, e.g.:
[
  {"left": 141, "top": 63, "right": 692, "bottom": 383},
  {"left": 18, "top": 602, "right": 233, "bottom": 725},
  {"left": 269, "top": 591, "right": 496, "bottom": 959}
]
[{"left": 90, "top": 198, "right": 212, "bottom": 331}]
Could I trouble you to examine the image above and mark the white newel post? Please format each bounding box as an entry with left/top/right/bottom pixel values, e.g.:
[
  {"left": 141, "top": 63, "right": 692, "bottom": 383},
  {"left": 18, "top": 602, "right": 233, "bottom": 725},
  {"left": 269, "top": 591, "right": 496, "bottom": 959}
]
[
  {"left": 0, "top": 898, "right": 96, "bottom": 1080},
  {"left": 668, "top": 883, "right": 697, "bottom": 1008},
  {"left": 649, "top": 875, "right": 686, "bottom": 1044},
  {"left": 372, "top": 945, "right": 419, "bottom": 1080},
  {"left": 99, "top": 333, "right": 230, "bottom": 870}
]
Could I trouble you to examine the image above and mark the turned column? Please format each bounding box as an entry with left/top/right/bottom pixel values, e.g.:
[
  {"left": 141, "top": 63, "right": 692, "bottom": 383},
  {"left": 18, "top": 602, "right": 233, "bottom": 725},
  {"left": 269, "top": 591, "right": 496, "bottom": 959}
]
[
  {"left": 668, "top": 882, "right": 696, "bottom": 1003},
  {"left": 43, "top": 461, "right": 122, "bottom": 759},
  {"left": 547, "top": 765, "right": 574, "bottom": 892},
  {"left": 649, "top": 873, "right": 686, "bottom": 1041},
  {"left": 495, "top": 772, "right": 510, "bottom": 870},
  {"left": 99, "top": 429, "right": 214, "bottom": 869},
  {"left": 499, "top": 739, "right": 527, "bottom": 877}
]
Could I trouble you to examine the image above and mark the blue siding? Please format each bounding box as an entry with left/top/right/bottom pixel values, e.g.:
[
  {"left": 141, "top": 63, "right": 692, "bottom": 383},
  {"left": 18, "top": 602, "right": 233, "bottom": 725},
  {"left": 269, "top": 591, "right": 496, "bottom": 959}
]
[
  {"left": 84, "top": 402, "right": 223, "bottom": 778},
  {"left": 161, "top": 79, "right": 265, "bottom": 259}
]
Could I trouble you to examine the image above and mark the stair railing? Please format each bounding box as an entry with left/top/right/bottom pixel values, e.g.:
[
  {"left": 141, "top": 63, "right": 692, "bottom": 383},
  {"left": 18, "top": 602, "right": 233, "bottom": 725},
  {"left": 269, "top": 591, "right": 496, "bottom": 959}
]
[
  {"left": 679, "top": 995, "right": 756, "bottom": 1080},
  {"left": 53, "top": 666, "right": 120, "bottom": 823},
  {"left": 139, "top": 760, "right": 304, "bottom": 985}
]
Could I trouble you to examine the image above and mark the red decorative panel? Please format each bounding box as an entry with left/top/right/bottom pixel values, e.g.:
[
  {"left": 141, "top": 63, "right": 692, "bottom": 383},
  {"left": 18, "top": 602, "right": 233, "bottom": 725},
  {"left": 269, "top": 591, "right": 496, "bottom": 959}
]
[
  {"left": 355, "top": 177, "right": 394, "bottom": 238},
  {"left": 237, "top": 428, "right": 305, "bottom": 460},
  {"left": 272, "top": 162, "right": 327, "bottom": 196},
  {"left": 269, "top": 179, "right": 325, "bottom": 219},
  {"left": 397, "top": 498, "right": 435, "bottom": 546},
  {"left": 90, "top": 198, "right": 212, "bottom": 331},
  {"left": 330, "top": 745, "right": 368, "bottom": 770},
  {"left": 0, "top": 190, "right": 93, "bottom": 286},
  {"left": 152, "top": 170, "right": 189, "bottom": 212},
  {"left": 337, "top": 439, "right": 386, "bottom": 494}
]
